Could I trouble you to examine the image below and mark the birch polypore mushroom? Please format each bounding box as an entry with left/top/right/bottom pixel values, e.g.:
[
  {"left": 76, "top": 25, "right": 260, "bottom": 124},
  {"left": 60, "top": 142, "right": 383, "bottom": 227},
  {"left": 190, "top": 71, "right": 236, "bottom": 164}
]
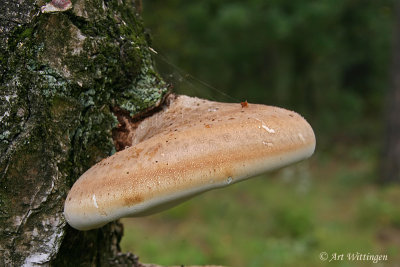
[{"left": 64, "top": 95, "right": 316, "bottom": 230}]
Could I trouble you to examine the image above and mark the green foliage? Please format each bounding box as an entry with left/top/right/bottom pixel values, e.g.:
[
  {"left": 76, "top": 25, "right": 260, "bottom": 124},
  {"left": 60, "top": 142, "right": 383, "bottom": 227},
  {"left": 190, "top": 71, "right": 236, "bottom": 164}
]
[
  {"left": 357, "top": 187, "right": 400, "bottom": 228},
  {"left": 272, "top": 205, "right": 314, "bottom": 238},
  {"left": 143, "top": 0, "right": 394, "bottom": 143}
]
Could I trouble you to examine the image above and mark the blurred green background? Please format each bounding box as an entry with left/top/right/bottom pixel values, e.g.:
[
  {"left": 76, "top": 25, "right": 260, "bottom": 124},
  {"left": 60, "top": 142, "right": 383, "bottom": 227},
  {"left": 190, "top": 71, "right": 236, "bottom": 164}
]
[{"left": 121, "top": 0, "right": 400, "bottom": 266}]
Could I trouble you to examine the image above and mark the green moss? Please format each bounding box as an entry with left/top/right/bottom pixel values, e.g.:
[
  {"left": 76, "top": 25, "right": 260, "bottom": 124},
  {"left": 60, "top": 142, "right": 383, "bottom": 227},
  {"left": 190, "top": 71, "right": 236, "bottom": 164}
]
[{"left": 20, "top": 28, "right": 34, "bottom": 39}]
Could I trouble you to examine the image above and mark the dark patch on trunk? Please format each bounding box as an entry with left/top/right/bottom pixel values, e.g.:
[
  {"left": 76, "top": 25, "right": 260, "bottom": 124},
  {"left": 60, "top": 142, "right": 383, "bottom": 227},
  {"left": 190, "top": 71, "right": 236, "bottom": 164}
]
[{"left": 112, "top": 92, "right": 174, "bottom": 151}]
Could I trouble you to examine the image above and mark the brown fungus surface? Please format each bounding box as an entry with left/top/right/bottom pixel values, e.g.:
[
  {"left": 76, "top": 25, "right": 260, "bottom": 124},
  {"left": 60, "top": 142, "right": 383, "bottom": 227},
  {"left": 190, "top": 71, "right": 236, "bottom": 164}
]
[{"left": 64, "top": 95, "right": 316, "bottom": 230}]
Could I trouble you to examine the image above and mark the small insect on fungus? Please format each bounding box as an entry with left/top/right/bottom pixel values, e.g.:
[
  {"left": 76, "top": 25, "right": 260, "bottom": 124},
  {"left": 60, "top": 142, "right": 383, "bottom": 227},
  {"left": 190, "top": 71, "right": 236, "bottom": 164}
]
[{"left": 241, "top": 100, "right": 249, "bottom": 108}]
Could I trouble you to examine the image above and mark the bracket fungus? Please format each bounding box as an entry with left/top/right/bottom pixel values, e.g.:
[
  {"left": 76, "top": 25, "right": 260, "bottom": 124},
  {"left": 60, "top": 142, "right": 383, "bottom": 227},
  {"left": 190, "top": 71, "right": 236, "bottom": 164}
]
[{"left": 64, "top": 95, "right": 316, "bottom": 230}]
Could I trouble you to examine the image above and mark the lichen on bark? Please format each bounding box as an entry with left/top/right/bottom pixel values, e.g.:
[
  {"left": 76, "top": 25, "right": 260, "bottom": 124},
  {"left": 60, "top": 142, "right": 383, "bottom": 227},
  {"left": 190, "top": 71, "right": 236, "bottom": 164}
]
[{"left": 0, "top": 0, "right": 168, "bottom": 265}]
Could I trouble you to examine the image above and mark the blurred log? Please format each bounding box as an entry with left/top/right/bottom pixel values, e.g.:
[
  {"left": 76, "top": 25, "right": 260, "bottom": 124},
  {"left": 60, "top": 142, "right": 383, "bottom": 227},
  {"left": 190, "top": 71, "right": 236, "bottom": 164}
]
[{"left": 382, "top": 2, "right": 400, "bottom": 183}]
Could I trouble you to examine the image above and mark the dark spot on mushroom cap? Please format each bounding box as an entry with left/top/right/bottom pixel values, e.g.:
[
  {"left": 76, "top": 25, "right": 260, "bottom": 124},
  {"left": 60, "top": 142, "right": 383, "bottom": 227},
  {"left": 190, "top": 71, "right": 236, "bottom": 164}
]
[
  {"left": 124, "top": 194, "right": 144, "bottom": 205},
  {"left": 145, "top": 143, "right": 162, "bottom": 158}
]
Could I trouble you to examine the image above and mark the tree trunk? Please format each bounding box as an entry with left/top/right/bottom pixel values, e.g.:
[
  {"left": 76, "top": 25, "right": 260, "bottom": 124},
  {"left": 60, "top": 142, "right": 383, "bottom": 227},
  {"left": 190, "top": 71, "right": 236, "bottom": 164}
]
[
  {"left": 382, "top": 2, "right": 400, "bottom": 184},
  {"left": 0, "top": 0, "right": 168, "bottom": 265}
]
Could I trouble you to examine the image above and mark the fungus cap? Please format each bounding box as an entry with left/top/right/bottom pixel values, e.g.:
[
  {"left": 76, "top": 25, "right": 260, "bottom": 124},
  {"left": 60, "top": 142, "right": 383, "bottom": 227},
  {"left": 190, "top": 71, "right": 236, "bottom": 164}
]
[{"left": 64, "top": 95, "right": 316, "bottom": 230}]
